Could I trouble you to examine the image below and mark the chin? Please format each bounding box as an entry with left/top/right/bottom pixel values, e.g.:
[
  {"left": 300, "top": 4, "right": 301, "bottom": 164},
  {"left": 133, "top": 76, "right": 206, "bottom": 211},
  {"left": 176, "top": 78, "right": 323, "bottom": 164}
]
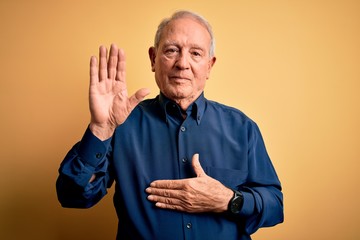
[
  {"left": 163, "top": 87, "right": 190, "bottom": 98},
  {"left": 170, "top": 91, "right": 192, "bottom": 100}
]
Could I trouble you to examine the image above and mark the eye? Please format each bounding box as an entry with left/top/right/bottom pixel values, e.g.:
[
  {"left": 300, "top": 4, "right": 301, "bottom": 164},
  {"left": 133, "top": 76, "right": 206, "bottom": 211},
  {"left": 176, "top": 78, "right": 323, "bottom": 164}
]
[
  {"left": 191, "top": 50, "right": 203, "bottom": 57},
  {"left": 164, "top": 47, "right": 179, "bottom": 56}
]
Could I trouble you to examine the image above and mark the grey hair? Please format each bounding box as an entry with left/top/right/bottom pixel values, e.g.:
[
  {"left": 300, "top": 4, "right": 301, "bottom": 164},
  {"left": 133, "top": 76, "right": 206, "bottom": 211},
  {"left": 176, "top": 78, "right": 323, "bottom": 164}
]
[{"left": 154, "top": 10, "right": 215, "bottom": 57}]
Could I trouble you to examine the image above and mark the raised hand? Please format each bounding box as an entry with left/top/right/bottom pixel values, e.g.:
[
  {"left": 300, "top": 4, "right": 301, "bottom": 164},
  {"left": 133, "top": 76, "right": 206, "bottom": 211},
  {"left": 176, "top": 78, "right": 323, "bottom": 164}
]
[
  {"left": 146, "top": 154, "right": 234, "bottom": 213},
  {"left": 89, "top": 44, "right": 150, "bottom": 140}
]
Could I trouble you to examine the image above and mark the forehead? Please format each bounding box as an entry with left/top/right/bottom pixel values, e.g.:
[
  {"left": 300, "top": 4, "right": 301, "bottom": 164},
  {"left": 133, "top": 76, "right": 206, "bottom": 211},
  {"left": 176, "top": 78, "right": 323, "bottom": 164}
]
[{"left": 160, "top": 17, "right": 211, "bottom": 49}]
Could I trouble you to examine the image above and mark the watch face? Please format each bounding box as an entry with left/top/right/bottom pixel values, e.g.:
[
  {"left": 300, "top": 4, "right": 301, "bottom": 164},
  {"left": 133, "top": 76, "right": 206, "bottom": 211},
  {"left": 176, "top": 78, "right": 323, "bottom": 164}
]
[
  {"left": 231, "top": 200, "right": 240, "bottom": 213},
  {"left": 230, "top": 193, "right": 243, "bottom": 214}
]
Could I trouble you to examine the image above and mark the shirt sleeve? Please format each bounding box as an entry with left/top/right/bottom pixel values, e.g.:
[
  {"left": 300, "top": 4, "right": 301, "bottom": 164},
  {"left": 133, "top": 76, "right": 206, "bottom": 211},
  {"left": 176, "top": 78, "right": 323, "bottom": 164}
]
[
  {"left": 56, "top": 127, "right": 114, "bottom": 208},
  {"left": 237, "top": 122, "right": 284, "bottom": 234}
]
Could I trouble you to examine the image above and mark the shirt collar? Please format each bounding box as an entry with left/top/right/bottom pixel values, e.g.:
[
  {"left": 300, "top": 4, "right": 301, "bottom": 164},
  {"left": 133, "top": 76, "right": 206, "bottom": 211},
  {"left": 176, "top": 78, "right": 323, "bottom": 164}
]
[{"left": 158, "top": 92, "right": 206, "bottom": 125}]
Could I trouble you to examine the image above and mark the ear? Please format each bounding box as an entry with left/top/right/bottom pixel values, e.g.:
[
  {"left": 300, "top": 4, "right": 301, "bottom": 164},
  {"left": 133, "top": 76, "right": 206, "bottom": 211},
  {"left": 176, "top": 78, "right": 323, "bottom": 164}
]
[
  {"left": 148, "top": 47, "right": 156, "bottom": 72},
  {"left": 206, "top": 56, "right": 216, "bottom": 79}
]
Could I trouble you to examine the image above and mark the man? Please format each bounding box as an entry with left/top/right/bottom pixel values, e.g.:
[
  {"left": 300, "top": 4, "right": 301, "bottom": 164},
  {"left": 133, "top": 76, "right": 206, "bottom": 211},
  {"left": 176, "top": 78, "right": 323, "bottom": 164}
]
[{"left": 56, "top": 10, "right": 283, "bottom": 240}]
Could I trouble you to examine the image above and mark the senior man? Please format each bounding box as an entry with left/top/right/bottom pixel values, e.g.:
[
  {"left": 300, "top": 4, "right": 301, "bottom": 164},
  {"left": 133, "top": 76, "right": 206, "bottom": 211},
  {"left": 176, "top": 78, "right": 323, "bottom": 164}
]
[{"left": 56, "top": 10, "right": 283, "bottom": 240}]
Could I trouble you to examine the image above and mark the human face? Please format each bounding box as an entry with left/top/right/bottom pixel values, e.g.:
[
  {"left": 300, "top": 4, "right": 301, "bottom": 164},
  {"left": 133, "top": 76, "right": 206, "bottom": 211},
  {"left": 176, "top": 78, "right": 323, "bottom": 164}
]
[{"left": 149, "top": 17, "right": 216, "bottom": 110}]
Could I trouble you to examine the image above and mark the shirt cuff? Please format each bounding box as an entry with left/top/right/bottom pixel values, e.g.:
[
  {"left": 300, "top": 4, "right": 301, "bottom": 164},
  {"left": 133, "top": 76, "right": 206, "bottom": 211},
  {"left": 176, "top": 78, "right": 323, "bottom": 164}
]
[
  {"left": 78, "top": 127, "right": 112, "bottom": 168},
  {"left": 240, "top": 191, "right": 255, "bottom": 217}
]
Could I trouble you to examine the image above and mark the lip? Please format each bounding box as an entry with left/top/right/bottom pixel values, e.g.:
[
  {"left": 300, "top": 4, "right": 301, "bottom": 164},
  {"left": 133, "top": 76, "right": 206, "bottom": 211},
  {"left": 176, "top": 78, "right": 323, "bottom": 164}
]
[{"left": 169, "top": 76, "right": 191, "bottom": 81}]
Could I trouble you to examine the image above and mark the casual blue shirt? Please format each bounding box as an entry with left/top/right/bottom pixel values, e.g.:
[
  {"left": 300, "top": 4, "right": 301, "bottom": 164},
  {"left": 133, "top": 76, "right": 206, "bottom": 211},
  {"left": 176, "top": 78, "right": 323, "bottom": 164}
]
[{"left": 56, "top": 93, "right": 283, "bottom": 240}]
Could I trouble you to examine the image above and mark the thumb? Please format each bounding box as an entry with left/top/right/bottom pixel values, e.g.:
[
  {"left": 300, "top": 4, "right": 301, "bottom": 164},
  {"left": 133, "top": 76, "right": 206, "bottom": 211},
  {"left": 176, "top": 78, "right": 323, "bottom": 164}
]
[
  {"left": 129, "top": 88, "right": 151, "bottom": 108},
  {"left": 192, "top": 153, "right": 206, "bottom": 177}
]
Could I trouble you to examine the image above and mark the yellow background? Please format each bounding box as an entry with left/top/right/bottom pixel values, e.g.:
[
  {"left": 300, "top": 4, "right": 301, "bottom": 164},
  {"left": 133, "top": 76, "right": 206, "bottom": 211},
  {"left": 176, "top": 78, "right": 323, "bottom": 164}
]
[{"left": 1, "top": 0, "right": 359, "bottom": 239}]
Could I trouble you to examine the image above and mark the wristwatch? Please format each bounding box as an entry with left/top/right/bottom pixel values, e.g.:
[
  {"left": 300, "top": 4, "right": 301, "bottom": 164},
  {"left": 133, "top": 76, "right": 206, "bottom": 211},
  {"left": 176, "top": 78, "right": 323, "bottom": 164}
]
[{"left": 228, "top": 190, "right": 244, "bottom": 214}]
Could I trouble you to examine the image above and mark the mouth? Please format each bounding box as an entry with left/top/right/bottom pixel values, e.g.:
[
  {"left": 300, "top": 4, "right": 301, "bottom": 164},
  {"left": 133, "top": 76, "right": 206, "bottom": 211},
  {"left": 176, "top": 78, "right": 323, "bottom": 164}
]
[{"left": 169, "top": 76, "right": 191, "bottom": 81}]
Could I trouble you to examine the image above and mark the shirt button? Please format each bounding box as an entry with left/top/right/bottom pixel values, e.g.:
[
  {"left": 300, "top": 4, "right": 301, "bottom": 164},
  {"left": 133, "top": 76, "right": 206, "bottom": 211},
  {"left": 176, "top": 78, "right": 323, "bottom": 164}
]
[
  {"left": 95, "top": 153, "right": 103, "bottom": 159},
  {"left": 186, "top": 223, "right": 192, "bottom": 229},
  {"left": 180, "top": 126, "right": 186, "bottom": 132},
  {"left": 182, "top": 158, "right": 187, "bottom": 163}
]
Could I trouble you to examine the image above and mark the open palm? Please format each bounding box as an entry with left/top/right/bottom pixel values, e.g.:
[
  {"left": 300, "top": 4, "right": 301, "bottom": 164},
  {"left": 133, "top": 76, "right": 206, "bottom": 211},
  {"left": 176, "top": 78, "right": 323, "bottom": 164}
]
[{"left": 89, "top": 44, "right": 149, "bottom": 139}]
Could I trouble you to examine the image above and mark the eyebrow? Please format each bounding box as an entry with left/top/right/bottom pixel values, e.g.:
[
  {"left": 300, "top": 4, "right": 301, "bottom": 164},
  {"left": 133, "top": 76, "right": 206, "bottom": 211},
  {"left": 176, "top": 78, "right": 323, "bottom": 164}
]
[
  {"left": 162, "top": 42, "right": 206, "bottom": 51},
  {"left": 162, "top": 41, "right": 179, "bottom": 48}
]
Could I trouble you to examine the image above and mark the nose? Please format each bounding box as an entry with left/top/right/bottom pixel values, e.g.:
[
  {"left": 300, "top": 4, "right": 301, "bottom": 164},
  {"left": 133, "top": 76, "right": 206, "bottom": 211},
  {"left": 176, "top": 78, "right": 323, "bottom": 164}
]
[{"left": 175, "top": 52, "right": 190, "bottom": 70}]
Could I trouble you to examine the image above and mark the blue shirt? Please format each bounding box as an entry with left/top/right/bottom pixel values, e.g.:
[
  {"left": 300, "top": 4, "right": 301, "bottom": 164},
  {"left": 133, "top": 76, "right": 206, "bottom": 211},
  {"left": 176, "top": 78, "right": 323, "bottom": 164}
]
[{"left": 56, "top": 93, "right": 283, "bottom": 240}]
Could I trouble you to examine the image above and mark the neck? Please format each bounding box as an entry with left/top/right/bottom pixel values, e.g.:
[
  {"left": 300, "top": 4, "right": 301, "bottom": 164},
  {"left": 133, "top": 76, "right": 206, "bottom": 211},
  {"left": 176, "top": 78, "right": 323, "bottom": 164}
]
[
  {"left": 167, "top": 92, "right": 203, "bottom": 111},
  {"left": 174, "top": 99, "right": 193, "bottom": 111}
]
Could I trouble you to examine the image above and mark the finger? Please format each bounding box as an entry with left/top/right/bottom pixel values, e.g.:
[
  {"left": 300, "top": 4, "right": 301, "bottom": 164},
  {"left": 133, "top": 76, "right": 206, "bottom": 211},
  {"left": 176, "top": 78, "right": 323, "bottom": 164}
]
[
  {"left": 99, "top": 45, "right": 108, "bottom": 81},
  {"left": 146, "top": 188, "right": 179, "bottom": 199},
  {"left": 148, "top": 195, "right": 181, "bottom": 206},
  {"left": 150, "top": 196, "right": 184, "bottom": 211},
  {"left": 128, "top": 88, "right": 151, "bottom": 109},
  {"left": 155, "top": 201, "right": 182, "bottom": 211},
  {"left": 148, "top": 195, "right": 197, "bottom": 213},
  {"left": 90, "top": 56, "right": 98, "bottom": 86},
  {"left": 115, "top": 48, "right": 126, "bottom": 82},
  {"left": 149, "top": 179, "right": 184, "bottom": 189},
  {"left": 192, "top": 153, "right": 206, "bottom": 177},
  {"left": 108, "top": 44, "right": 118, "bottom": 80}
]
